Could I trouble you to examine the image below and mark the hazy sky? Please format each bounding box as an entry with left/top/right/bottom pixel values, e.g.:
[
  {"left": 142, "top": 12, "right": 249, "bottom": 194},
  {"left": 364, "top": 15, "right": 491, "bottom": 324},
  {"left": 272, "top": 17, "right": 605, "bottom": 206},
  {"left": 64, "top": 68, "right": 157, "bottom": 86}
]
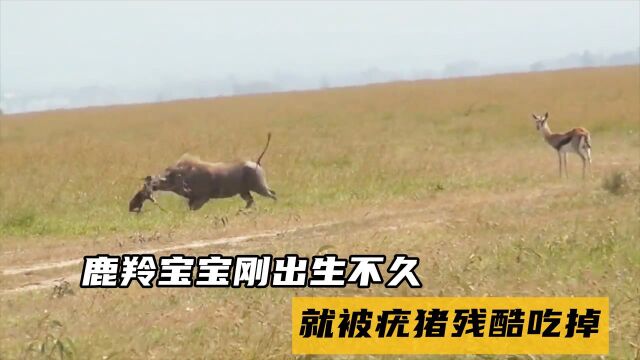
[{"left": 1, "top": 0, "right": 639, "bottom": 92}]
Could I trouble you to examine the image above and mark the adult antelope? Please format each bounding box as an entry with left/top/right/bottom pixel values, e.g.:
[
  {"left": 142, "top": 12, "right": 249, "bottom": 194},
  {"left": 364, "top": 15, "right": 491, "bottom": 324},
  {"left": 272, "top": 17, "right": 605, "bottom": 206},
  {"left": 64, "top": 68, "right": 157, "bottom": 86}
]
[{"left": 531, "top": 112, "right": 592, "bottom": 179}]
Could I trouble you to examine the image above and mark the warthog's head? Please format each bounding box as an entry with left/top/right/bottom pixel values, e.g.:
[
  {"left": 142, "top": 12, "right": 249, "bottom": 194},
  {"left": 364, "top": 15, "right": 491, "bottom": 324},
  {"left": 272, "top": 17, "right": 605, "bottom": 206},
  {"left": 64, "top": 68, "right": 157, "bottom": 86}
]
[
  {"left": 128, "top": 169, "right": 191, "bottom": 212},
  {"left": 150, "top": 167, "right": 192, "bottom": 195}
]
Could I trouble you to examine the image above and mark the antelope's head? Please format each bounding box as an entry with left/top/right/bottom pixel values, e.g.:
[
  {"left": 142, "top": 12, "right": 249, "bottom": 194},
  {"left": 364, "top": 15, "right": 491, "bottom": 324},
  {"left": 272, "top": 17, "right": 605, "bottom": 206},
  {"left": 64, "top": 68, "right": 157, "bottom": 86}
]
[{"left": 531, "top": 112, "right": 549, "bottom": 131}]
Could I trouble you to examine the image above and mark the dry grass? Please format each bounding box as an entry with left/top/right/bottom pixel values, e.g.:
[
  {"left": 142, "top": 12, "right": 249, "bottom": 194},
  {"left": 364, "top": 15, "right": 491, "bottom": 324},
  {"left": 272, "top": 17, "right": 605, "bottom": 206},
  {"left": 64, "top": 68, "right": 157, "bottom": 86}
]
[{"left": 0, "top": 65, "right": 639, "bottom": 359}]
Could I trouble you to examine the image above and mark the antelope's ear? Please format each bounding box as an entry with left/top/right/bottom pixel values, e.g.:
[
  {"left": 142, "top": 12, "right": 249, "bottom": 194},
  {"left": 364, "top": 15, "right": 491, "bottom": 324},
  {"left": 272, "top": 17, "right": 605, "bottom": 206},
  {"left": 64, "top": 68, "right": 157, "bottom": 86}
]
[
  {"left": 543, "top": 112, "right": 549, "bottom": 120},
  {"left": 531, "top": 113, "right": 538, "bottom": 120}
]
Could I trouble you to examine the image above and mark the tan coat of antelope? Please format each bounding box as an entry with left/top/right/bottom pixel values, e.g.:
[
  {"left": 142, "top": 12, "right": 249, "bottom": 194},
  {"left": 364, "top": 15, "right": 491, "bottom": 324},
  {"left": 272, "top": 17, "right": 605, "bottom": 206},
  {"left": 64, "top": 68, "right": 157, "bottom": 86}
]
[{"left": 531, "top": 112, "right": 592, "bottom": 179}]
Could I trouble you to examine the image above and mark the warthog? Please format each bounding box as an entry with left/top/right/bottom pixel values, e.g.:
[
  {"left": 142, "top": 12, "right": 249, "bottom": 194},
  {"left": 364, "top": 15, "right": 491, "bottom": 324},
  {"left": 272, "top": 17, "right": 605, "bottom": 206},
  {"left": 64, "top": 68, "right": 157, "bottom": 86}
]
[{"left": 129, "top": 133, "right": 277, "bottom": 212}]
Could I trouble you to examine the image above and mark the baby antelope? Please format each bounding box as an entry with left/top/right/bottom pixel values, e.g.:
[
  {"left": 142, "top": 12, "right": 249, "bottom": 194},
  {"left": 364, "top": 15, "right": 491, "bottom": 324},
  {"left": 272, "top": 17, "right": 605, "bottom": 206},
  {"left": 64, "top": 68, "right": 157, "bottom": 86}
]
[
  {"left": 531, "top": 112, "right": 592, "bottom": 179},
  {"left": 128, "top": 176, "right": 167, "bottom": 213}
]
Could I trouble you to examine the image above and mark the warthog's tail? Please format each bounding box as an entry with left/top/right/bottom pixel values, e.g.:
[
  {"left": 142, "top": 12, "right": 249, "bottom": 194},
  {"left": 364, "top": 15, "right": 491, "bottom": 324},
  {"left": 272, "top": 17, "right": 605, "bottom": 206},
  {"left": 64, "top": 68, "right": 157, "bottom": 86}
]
[{"left": 256, "top": 132, "right": 272, "bottom": 165}]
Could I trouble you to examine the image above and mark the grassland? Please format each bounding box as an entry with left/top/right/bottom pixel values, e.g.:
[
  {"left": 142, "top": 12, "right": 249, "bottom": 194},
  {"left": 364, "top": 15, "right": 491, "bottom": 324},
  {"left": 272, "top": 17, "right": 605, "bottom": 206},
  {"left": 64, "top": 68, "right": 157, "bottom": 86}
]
[{"left": 0, "top": 65, "right": 639, "bottom": 359}]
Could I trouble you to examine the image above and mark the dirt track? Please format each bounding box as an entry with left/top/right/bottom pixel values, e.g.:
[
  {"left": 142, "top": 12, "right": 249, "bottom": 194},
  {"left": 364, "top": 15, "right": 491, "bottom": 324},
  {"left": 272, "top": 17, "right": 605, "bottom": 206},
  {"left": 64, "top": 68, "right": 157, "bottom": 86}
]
[
  {"left": 1, "top": 185, "right": 565, "bottom": 295},
  {"left": 0, "top": 207, "right": 441, "bottom": 294}
]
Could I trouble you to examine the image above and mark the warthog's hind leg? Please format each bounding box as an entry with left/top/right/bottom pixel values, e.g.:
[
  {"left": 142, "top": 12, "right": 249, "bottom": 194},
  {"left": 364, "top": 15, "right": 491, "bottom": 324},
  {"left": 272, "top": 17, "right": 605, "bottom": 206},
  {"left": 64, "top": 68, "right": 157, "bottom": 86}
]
[
  {"left": 240, "top": 192, "right": 255, "bottom": 209},
  {"left": 254, "top": 187, "right": 277, "bottom": 201}
]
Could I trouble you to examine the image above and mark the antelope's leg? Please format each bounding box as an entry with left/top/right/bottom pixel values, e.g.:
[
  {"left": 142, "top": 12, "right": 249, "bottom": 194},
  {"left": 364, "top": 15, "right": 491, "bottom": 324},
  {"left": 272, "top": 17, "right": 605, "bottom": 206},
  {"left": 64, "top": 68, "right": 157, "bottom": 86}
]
[{"left": 587, "top": 148, "right": 593, "bottom": 177}]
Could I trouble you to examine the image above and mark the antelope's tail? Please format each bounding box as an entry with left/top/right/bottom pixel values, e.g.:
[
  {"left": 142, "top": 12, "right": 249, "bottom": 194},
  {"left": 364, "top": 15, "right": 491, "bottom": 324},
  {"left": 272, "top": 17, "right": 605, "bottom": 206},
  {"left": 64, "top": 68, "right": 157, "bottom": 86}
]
[
  {"left": 582, "top": 133, "right": 592, "bottom": 149},
  {"left": 256, "top": 132, "right": 272, "bottom": 166}
]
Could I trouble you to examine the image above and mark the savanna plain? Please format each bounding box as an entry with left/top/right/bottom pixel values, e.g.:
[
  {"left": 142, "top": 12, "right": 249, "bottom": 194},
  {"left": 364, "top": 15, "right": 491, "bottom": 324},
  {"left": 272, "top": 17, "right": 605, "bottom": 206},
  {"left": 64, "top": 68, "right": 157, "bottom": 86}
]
[{"left": 0, "top": 66, "right": 639, "bottom": 359}]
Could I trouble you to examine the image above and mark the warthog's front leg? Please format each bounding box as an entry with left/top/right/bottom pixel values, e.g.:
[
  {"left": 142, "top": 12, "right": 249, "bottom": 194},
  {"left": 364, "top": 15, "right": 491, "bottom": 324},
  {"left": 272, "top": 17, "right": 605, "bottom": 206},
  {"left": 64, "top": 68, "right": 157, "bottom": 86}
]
[{"left": 188, "top": 197, "right": 209, "bottom": 211}]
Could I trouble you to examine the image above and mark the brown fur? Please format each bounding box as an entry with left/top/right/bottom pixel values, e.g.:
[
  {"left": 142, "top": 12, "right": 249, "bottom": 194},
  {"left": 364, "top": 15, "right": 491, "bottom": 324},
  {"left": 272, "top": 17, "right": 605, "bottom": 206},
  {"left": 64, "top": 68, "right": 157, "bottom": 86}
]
[
  {"left": 128, "top": 180, "right": 157, "bottom": 213},
  {"left": 128, "top": 188, "right": 148, "bottom": 213}
]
